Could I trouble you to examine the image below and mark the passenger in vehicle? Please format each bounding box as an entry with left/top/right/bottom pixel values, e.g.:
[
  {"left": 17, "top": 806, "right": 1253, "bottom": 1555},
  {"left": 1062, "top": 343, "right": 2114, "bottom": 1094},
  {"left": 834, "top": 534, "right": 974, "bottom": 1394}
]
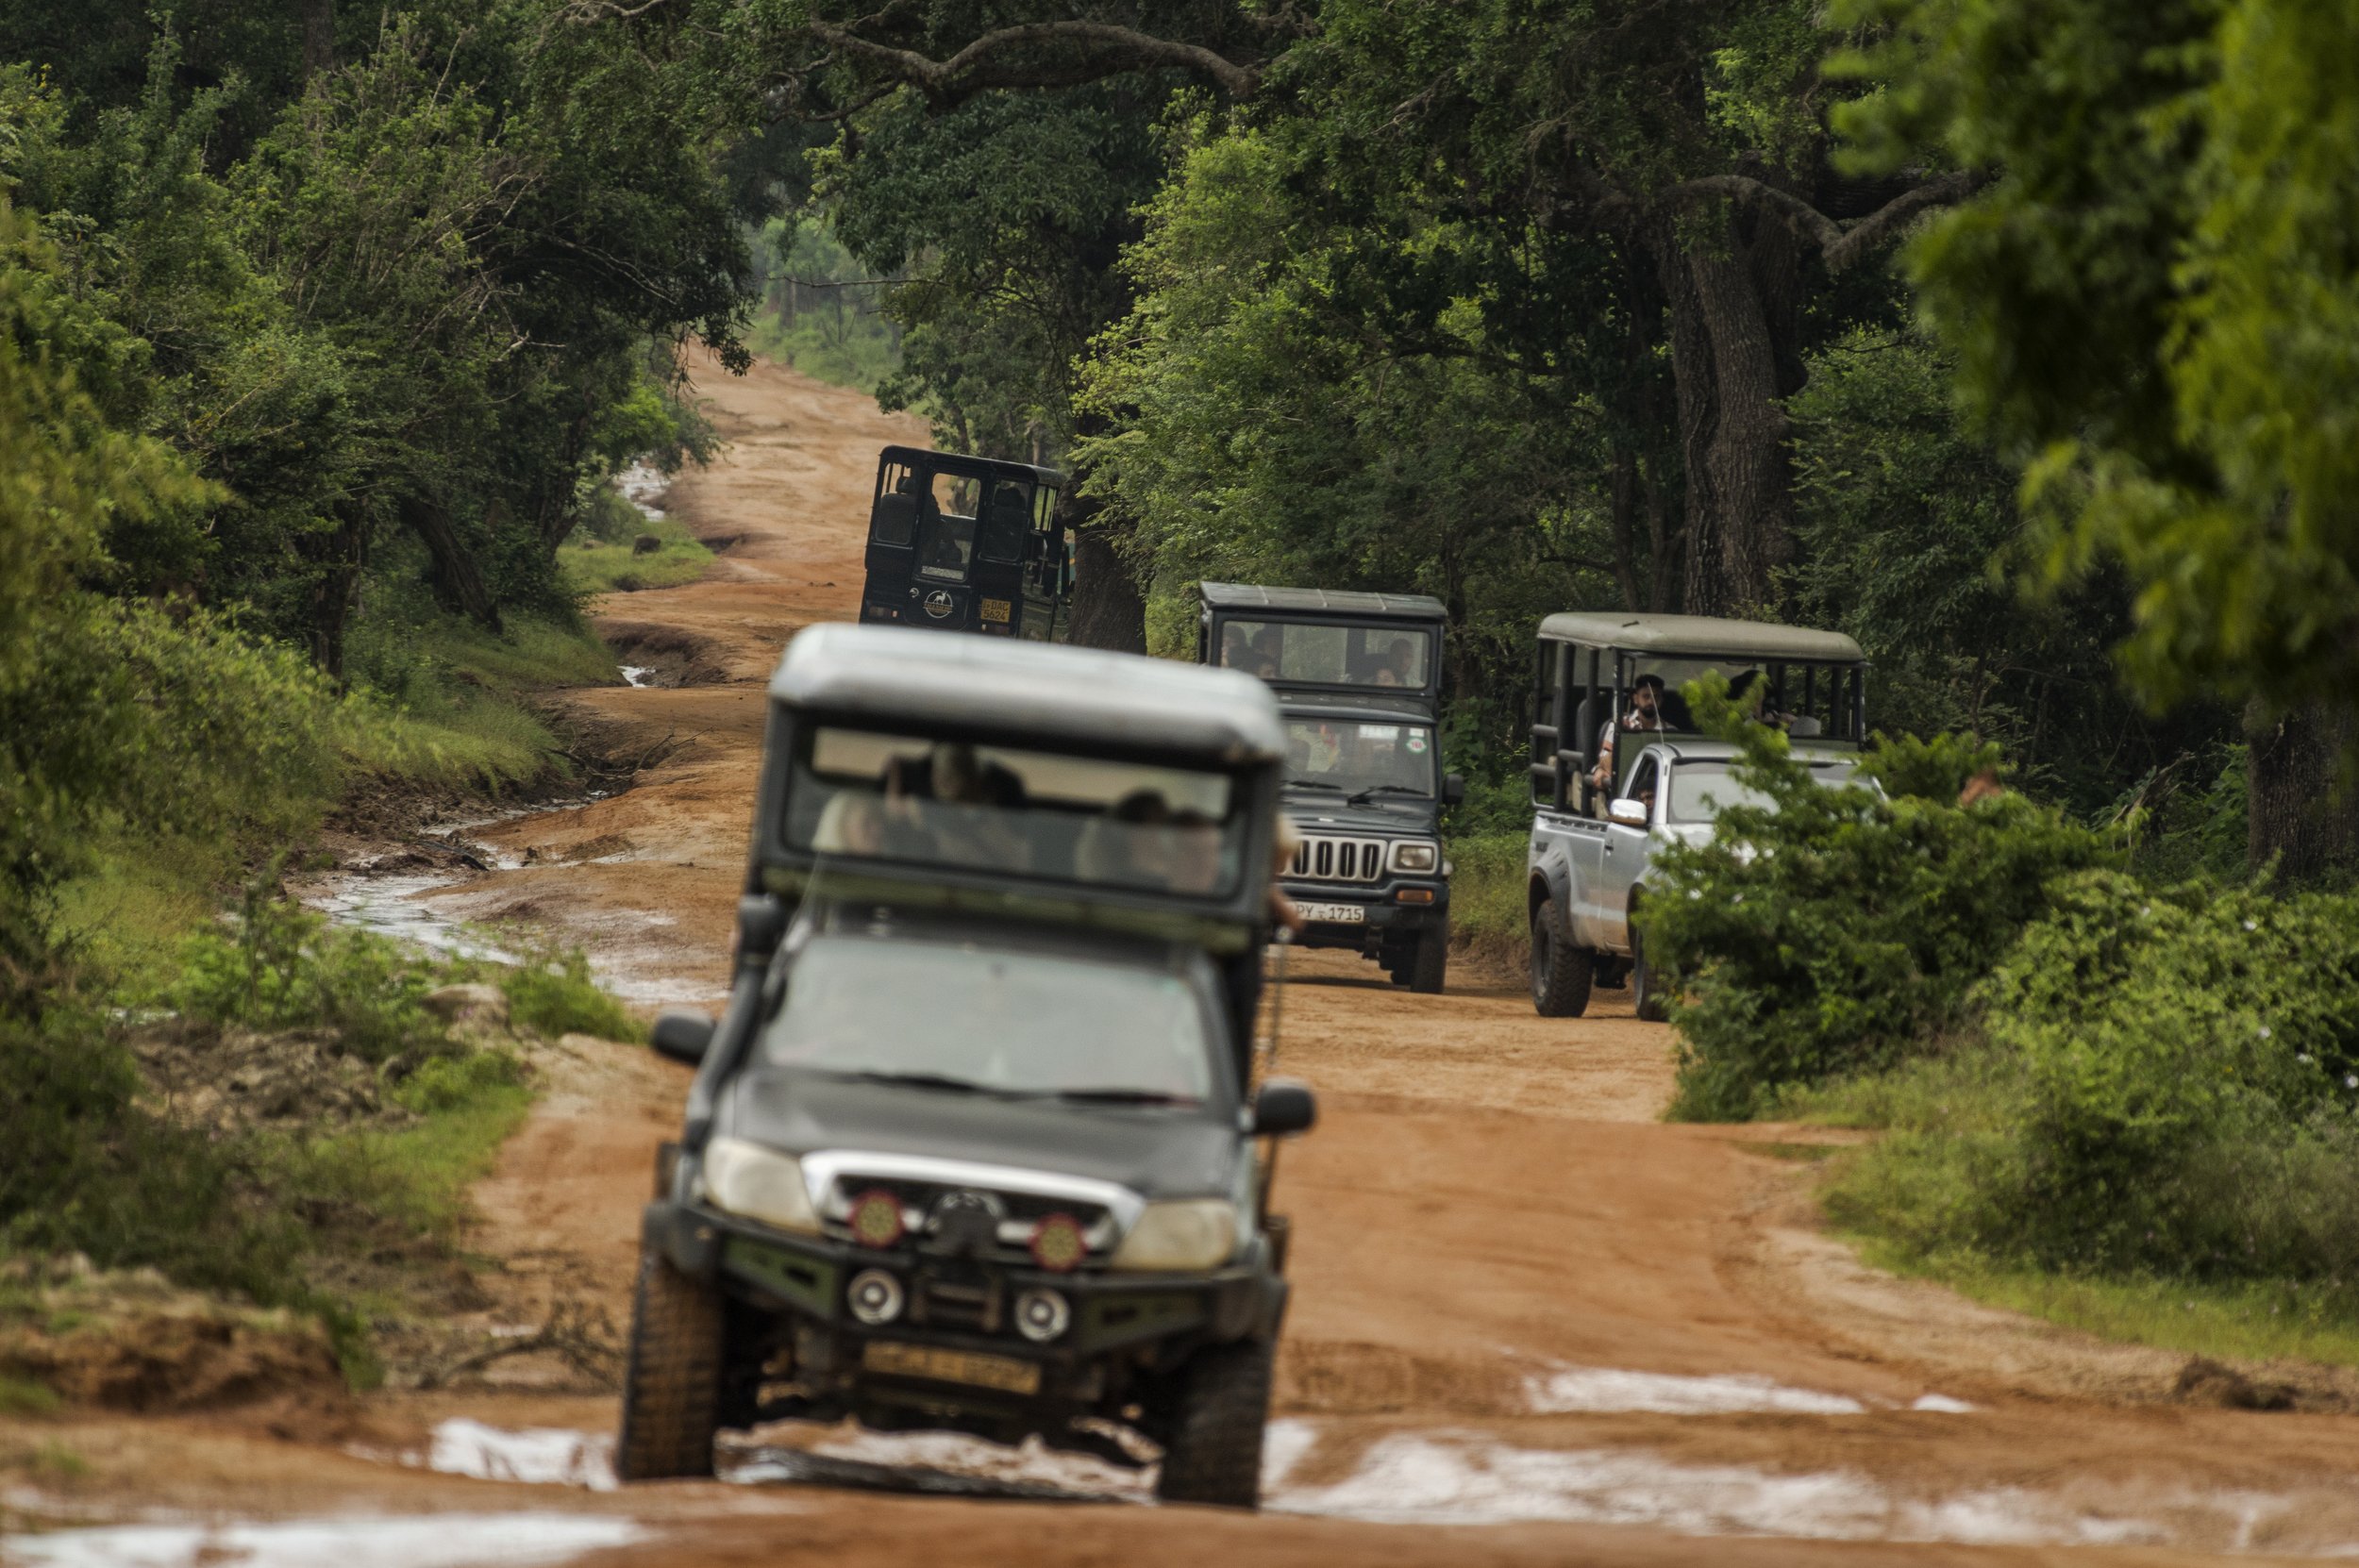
[
  {"left": 1380, "top": 638, "right": 1418, "bottom": 686},
  {"left": 1165, "top": 810, "right": 1225, "bottom": 895},
  {"left": 811, "top": 792, "right": 885, "bottom": 856},
  {"left": 1592, "top": 674, "right": 1668, "bottom": 791}
]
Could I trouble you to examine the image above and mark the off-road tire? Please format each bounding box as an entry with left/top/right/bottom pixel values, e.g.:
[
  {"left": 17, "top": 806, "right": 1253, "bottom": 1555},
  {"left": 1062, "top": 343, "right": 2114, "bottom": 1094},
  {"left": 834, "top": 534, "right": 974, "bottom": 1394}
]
[
  {"left": 614, "top": 1245, "right": 728, "bottom": 1481},
  {"left": 1155, "top": 1335, "right": 1278, "bottom": 1509},
  {"left": 1409, "top": 928, "right": 1447, "bottom": 994},
  {"left": 1531, "top": 898, "right": 1593, "bottom": 1018},
  {"left": 1631, "top": 922, "right": 1668, "bottom": 1023}
]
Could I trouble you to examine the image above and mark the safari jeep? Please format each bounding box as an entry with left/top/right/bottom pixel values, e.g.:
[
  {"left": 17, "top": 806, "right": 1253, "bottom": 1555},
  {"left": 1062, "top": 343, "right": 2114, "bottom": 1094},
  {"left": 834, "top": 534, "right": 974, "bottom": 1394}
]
[
  {"left": 1196, "top": 583, "right": 1460, "bottom": 991},
  {"left": 1524, "top": 613, "right": 1868, "bottom": 1019},
  {"left": 856, "top": 445, "right": 1071, "bottom": 639},
  {"left": 618, "top": 625, "right": 1313, "bottom": 1510}
]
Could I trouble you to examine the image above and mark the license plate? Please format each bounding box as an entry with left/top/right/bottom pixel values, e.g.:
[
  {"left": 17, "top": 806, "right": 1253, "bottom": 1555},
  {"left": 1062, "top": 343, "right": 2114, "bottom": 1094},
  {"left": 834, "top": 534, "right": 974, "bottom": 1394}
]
[
  {"left": 1296, "top": 900, "right": 1367, "bottom": 925},
  {"left": 862, "top": 1340, "right": 1041, "bottom": 1395},
  {"left": 979, "top": 597, "right": 1012, "bottom": 624}
]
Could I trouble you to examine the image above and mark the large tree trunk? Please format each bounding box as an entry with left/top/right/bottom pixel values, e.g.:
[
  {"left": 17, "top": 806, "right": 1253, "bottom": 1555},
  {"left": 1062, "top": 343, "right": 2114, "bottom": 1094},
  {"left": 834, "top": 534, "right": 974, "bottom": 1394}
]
[
  {"left": 1655, "top": 240, "right": 1716, "bottom": 616},
  {"left": 2247, "top": 699, "right": 2359, "bottom": 881},
  {"left": 1684, "top": 232, "right": 1794, "bottom": 615},
  {"left": 399, "top": 493, "right": 503, "bottom": 634},
  {"left": 1065, "top": 512, "right": 1147, "bottom": 654},
  {"left": 300, "top": 0, "right": 334, "bottom": 78},
  {"left": 308, "top": 504, "right": 366, "bottom": 682}
]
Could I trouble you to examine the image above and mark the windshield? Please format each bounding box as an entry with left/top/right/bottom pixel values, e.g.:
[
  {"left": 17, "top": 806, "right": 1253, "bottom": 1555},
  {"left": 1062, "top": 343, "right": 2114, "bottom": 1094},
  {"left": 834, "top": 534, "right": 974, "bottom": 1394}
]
[
  {"left": 1282, "top": 719, "right": 1435, "bottom": 797},
  {"left": 1665, "top": 761, "right": 1858, "bottom": 823},
  {"left": 1220, "top": 619, "right": 1433, "bottom": 692},
  {"left": 787, "top": 727, "right": 1246, "bottom": 899},
  {"left": 759, "top": 935, "right": 1216, "bottom": 1103}
]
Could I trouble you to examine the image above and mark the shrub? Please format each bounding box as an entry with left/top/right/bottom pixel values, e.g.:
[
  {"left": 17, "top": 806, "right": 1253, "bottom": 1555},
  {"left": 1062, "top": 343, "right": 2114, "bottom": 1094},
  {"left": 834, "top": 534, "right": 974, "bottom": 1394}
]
[
  {"left": 498, "top": 943, "right": 644, "bottom": 1043},
  {"left": 1646, "top": 702, "right": 2114, "bottom": 1120},
  {"left": 169, "top": 886, "right": 449, "bottom": 1061}
]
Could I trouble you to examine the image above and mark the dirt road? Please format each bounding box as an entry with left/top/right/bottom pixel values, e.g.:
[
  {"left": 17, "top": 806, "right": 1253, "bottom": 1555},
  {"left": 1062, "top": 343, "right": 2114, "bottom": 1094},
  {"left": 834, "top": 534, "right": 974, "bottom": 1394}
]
[{"left": 18, "top": 357, "right": 2359, "bottom": 1566}]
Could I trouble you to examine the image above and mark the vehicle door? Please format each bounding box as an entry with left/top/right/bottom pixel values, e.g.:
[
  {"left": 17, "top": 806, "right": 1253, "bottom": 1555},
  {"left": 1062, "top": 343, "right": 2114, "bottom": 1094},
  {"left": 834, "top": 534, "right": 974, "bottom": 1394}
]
[
  {"left": 1596, "top": 749, "right": 1661, "bottom": 952},
  {"left": 1529, "top": 800, "right": 1609, "bottom": 948}
]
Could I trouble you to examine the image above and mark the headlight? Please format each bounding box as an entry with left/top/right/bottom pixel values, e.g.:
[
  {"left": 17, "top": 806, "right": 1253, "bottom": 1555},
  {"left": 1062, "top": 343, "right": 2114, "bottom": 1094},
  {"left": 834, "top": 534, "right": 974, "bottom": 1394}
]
[
  {"left": 699, "top": 1136, "right": 820, "bottom": 1234},
  {"left": 1391, "top": 841, "right": 1439, "bottom": 874},
  {"left": 1110, "top": 1200, "right": 1239, "bottom": 1272}
]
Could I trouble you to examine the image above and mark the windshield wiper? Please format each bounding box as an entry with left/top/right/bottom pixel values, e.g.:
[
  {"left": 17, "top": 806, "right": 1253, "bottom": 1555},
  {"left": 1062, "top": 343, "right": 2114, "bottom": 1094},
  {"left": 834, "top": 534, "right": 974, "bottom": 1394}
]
[
  {"left": 1283, "top": 778, "right": 1347, "bottom": 792},
  {"left": 1346, "top": 784, "right": 1430, "bottom": 806},
  {"left": 1046, "top": 1088, "right": 1203, "bottom": 1107},
  {"left": 829, "top": 1069, "right": 1001, "bottom": 1096}
]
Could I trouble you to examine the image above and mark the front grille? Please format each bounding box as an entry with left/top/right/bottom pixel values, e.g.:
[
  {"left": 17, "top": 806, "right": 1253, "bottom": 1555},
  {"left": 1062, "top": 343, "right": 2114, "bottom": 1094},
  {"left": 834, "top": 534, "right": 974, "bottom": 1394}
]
[
  {"left": 1289, "top": 834, "right": 1388, "bottom": 883},
  {"left": 820, "top": 1176, "right": 1115, "bottom": 1266}
]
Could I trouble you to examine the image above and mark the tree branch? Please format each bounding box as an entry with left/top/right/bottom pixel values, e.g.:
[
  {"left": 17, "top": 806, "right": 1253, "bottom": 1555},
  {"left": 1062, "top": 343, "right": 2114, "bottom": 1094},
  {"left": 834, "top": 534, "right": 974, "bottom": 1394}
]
[
  {"left": 1665, "top": 170, "right": 1989, "bottom": 271},
  {"left": 807, "top": 19, "right": 1261, "bottom": 105}
]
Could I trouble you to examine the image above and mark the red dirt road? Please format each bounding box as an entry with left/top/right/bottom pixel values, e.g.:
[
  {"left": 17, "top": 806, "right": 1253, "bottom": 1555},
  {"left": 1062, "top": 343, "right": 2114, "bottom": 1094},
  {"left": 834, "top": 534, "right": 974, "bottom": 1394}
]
[{"left": 15, "top": 357, "right": 2359, "bottom": 1567}]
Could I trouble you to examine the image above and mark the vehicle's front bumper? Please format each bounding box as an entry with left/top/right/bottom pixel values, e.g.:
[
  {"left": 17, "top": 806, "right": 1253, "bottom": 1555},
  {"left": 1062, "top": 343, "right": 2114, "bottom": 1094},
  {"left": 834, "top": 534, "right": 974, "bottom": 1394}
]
[
  {"left": 644, "top": 1200, "right": 1285, "bottom": 1369},
  {"left": 1281, "top": 876, "right": 1449, "bottom": 950}
]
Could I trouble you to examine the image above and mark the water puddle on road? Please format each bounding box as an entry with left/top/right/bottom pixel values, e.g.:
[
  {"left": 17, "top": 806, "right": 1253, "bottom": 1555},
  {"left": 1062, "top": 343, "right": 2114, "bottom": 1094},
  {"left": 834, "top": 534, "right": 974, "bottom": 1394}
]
[{"left": 0, "top": 1512, "right": 644, "bottom": 1568}]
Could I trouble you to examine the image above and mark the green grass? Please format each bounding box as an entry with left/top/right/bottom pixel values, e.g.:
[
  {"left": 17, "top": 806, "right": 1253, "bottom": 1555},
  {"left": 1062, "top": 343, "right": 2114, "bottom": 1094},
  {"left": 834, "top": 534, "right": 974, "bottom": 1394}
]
[
  {"left": 493, "top": 943, "right": 646, "bottom": 1043},
  {"left": 0, "top": 1376, "right": 60, "bottom": 1418},
  {"left": 47, "top": 832, "right": 243, "bottom": 991},
  {"left": 1447, "top": 830, "right": 1529, "bottom": 967},
  {"left": 558, "top": 511, "right": 713, "bottom": 596},
  {"left": 1849, "top": 1235, "right": 2359, "bottom": 1368},
  {"left": 341, "top": 611, "right": 615, "bottom": 793}
]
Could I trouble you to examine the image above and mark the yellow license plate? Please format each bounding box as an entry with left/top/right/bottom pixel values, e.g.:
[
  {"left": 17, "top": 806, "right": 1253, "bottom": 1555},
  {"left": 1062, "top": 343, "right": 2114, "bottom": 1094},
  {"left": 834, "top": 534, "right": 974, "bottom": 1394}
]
[
  {"left": 980, "top": 597, "right": 1012, "bottom": 624},
  {"left": 862, "top": 1340, "right": 1041, "bottom": 1395}
]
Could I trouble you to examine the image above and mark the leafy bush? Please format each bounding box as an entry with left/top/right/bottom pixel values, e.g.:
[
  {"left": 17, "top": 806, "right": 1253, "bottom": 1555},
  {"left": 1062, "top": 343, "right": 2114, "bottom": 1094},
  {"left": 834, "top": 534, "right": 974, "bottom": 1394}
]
[
  {"left": 1824, "top": 876, "right": 2359, "bottom": 1295},
  {"left": 169, "top": 887, "right": 449, "bottom": 1061},
  {"left": 498, "top": 943, "right": 645, "bottom": 1043},
  {"left": 1646, "top": 705, "right": 2114, "bottom": 1119}
]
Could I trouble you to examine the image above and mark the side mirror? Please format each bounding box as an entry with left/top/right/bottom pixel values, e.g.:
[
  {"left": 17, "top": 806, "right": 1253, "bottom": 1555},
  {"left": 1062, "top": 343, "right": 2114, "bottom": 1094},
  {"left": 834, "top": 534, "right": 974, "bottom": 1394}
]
[
  {"left": 1251, "top": 1077, "right": 1317, "bottom": 1138},
  {"left": 735, "top": 894, "right": 787, "bottom": 965},
  {"left": 1442, "top": 772, "right": 1465, "bottom": 807},
  {"left": 651, "top": 1009, "right": 715, "bottom": 1066},
  {"left": 1608, "top": 798, "right": 1649, "bottom": 826}
]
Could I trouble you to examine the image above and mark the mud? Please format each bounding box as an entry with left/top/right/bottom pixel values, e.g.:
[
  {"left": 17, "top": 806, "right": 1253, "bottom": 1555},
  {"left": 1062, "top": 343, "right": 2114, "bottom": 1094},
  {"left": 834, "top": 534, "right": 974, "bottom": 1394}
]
[
  {"left": 16, "top": 355, "right": 2359, "bottom": 1566},
  {"left": 128, "top": 1024, "right": 402, "bottom": 1137}
]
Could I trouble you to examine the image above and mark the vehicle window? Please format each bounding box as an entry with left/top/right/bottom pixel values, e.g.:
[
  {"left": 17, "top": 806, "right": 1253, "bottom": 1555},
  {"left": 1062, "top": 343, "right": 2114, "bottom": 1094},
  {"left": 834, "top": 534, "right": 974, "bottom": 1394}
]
[
  {"left": 788, "top": 727, "right": 1245, "bottom": 900},
  {"left": 1281, "top": 720, "right": 1435, "bottom": 797},
  {"left": 761, "top": 935, "right": 1215, "bottom": 1103},
  {"left": 975, "top": 480, "right": 1030, "bottom": 563},
  {"left": 1665, "top": 761, "right": 1857, "bottom": 823},
  {"left": 1220, "top": 619, "right": 1432, "bottom": 691},
  {"left": 1621, "top": 756, "right": 1660, "bottom": 819}
]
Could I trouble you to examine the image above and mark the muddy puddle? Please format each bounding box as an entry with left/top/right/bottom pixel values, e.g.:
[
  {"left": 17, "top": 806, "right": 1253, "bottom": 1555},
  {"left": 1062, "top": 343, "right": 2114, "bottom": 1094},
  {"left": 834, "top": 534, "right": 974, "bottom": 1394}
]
[{"left": 0, "top": 1512, "right": 645, "bottom": 1568}]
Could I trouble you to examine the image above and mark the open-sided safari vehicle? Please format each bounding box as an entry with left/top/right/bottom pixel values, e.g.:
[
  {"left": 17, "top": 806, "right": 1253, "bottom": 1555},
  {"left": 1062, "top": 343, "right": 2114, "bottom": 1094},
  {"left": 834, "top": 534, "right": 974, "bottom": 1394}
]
[
  {"left": 1525, "top": 613, "right": 1868, "bottom": 1019},
  {"left": 857, "top": 445, "right": 1070, "bottom": 640},
  {"left": 619, "top": 625, "right": 1313, "bottom": 1509}
]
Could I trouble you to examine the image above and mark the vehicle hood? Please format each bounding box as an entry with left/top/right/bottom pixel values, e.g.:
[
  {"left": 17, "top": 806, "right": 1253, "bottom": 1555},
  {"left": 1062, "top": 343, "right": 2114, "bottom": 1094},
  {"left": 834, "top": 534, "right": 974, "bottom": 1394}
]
[
  {"left": 717, "top": 1068, "right": 1242, "bottom": 1199},
  {"left": 1282, "top": 796, "right": 1440, "bottom": 838}
]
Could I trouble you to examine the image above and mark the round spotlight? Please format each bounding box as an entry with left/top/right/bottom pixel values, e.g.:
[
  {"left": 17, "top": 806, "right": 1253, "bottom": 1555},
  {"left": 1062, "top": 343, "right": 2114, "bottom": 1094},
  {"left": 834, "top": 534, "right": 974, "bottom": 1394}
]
[
  {"left": 1028, "top": 1212, "right": 1087, "bottom": 1273},
  {"left": 847, "top": 1188, "right": 906, "bottom": 1249},
  {"left": 846, "top": 1268, "right": 905, "bottom": 1326},
  {"left": 1013, "top": 1287, "right": 1070, "bottom": 1343}
]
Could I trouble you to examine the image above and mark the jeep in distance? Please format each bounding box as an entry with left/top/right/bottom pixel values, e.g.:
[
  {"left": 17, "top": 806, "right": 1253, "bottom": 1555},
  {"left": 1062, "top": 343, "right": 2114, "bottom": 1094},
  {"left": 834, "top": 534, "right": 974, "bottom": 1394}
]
[
  {"left": 857, "top": 446, "right": 1070, "bottom": 640},
  {"left": 1524, "top": 612, "right": 1869, "bottom": 1019},
  {"left": 619, "top": 625, "right": 1313, "bottom": 1510},
  {"left": 1197, "top": 582, "right": 1460, "bottom": 992}
]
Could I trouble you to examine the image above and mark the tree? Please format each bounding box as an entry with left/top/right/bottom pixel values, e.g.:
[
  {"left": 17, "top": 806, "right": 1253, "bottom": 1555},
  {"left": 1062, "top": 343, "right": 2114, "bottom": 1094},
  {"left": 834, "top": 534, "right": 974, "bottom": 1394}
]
[{"left": 1844, "top": 0, "right": 2359, "bottom": 876}]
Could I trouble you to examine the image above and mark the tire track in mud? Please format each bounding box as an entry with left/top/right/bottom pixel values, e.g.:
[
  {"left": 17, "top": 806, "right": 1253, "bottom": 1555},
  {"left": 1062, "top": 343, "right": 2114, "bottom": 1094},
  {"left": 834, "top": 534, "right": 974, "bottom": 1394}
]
[{"left": 25, "top": 357, "right": 2359, "bottom": 1566}]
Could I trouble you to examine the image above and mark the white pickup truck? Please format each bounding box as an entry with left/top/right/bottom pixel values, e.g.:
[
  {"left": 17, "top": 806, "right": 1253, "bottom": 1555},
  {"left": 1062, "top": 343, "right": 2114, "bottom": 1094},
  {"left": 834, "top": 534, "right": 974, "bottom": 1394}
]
[{"left": 1519, "top": 612, "right": 1870, "bottom": 1020}]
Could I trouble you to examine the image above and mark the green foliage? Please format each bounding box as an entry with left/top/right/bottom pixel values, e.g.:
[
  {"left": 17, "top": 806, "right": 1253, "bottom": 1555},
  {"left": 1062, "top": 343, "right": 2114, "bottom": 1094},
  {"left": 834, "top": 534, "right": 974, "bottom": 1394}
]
[
  {"left": 558, "top": 510, "right": 713, "bottom": 597},
  {"left": 498, "top": 943, "right": 646, "bottom": 1043},
  {"left": 746, "top": 212, "right": 902, "bottom": 393},
  {"left": 1838, "top": 0, "right": 2359, "bottom": 728},
  {"left": 167, "top": 886, "right": 448, "bottom": 1061},
  {"left": 1441, "top": 831, "right": 1530, "bottom": 968},
  {"left": 1648, "top": 695, "right": 2114, "bottom": 1119},
  {"left": 1821, "top": 876, "right": 2359, "bottom": 1306}
]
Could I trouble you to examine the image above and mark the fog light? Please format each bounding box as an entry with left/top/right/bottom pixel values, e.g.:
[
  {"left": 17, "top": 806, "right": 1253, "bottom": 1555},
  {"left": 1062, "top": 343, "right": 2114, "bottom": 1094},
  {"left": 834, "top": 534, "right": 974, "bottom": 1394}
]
[
  {"left": 1014, "top": 1287, "right": 1071, "bottom": 1343},
  {"left": 846, "top": 1268, "right": 905, "bottom": 1326},
  {"left": 848, "top": 1188, "right": 906, "bottom": 1249}
]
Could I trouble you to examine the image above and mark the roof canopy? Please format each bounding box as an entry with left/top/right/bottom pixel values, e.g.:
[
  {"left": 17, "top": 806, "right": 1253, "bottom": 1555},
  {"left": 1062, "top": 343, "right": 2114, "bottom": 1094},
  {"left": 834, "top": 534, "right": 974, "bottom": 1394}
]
[
  {"left": 1538, "top": 611, "right": 1865, "bottom": 662},
  {"left": 878, "top": 443, "right": 1063, "bottom": 487},
  {"left": 1200, "top": 581, "right": 1447, "bottom": 621},
  {"left": 769, "top": 624, "right": 1286, "bottom": 763}
]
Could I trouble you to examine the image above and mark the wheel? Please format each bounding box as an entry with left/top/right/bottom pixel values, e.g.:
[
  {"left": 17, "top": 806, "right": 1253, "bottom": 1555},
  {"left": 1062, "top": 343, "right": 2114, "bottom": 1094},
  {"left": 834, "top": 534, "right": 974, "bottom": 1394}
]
[
  {"left": 1530, "top": 897, "right": 1593, "bottom": 1018},
  {"left": 1155, "top": 1335, "right": 1278, "bottom": 1509},
  {"left": 1631, "top": 921, "right": 1668, "bottom": 1023},
  {"left": 1409, "top": 928, "right": 1447, "bottom": 994},
  {"left": 614, "top": 1245, "right": 728, "bottom": 1481}
]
